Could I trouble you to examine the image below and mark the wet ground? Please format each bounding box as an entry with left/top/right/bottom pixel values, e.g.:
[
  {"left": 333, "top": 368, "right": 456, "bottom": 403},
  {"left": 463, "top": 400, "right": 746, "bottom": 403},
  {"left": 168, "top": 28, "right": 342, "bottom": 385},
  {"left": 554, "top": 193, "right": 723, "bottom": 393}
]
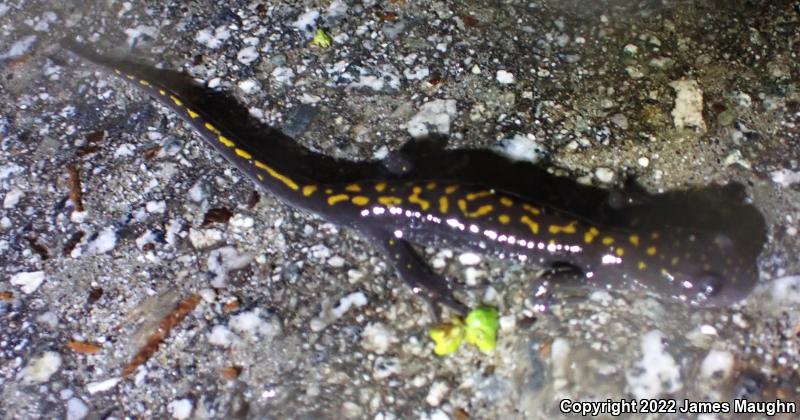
[{"left": 1, "top": 1, "right": 799, "bottom": 419}]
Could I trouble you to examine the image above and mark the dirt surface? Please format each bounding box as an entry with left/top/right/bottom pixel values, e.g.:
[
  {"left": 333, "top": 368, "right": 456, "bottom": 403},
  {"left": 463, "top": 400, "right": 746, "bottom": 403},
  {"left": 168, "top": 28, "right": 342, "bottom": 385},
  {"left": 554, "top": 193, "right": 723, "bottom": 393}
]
[{"left": 1, "top": 1, "right": 799, "bottom": 419}]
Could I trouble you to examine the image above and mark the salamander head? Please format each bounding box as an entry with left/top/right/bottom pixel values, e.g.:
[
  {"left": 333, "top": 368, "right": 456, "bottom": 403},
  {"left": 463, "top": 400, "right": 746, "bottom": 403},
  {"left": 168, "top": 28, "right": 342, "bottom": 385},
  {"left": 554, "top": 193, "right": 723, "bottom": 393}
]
[
  {"left": 646, "top": 230, "right": 759, "bottom": 306},
  {"left": 623, "top": 228, "right": 758, "bottom": 306}
]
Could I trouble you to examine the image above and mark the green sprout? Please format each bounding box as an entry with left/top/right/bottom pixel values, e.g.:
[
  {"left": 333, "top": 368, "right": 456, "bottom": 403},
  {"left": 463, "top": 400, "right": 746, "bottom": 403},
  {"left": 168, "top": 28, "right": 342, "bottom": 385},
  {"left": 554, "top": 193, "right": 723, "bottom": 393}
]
[
  {"left": 428, "top": 306, "right": 500, "bottom": 356},
  {"left": 428, "top": 318, "right": 465, "bottom": 356},
  {"left": 311, "top": 28, "right": 333, "bottom": 49},
  {"left": 464, "top": 306, "right": 499, "bottom": 353}
]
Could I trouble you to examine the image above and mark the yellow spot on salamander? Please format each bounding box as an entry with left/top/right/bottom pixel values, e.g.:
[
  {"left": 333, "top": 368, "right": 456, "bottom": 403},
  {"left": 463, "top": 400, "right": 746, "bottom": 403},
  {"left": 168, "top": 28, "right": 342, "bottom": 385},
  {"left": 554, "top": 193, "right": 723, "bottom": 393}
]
[
  {"left": 351, "top": 196, "right": 369, "bottom": 206},
  {"left": 257, "top": 174, "right": 264, "bottom": 181},
  {"left": 646, "top": 246, "right": 657, "bottom": 256},
  {"left": 466, "top": 191, "right": 493, "bottom": 201},
  {"left": 615, "top": 247, "right": 625, "bottom": 257},
  {"left": 522, "top": 204, "right": 541, "bottom": 215},
  {"left": 303, "top": 185, "right": 317, "bottom": 197},
  {"left": 218, "top": 136, "right": 235, "bottom": 147},
  {"left": 445, "top": 185, "right": 459, "bottom": 194},
  {"left": 499, "top": 197, "right": 514, "bottom": 207},
  {"left": 409, "top": 187, "right": 430, "bottom": 211},
  {"left": 253, "top": 161, "right": 300, "bottom": 191},
  {"left": 204, "top": 122, "right": 221, "bottom": 135},
  {"left": 158, "top": 89, "right": 167, "bottom": 96},
  {"left": 114, "top": 69, "right": 122, "bottom": 75},
  {"left": 187, "top": 109, "right": 199, "bottom": 119},
  {"left": 379, "top": 196, "right": 403, "bottom": 206},
  {"left": 602, "top": 236, "right": 615, "bottom": 246},
  {"left": 548, "top": 221, "right": 577, "bottom": 235},
  {"left": 266, "top": 167, "right": 299, "bottom": 191},
  {"left": 584, "top": 227, "right": 600, "bottom": 244},
  {"left": 439, "top": 196, "right": 449, "bottom": 214},
  {"left": 375, "top": 182, "right": 387, "bottom": 192},
  {"left": 328, "top": 194, "right": 349, "bottom": 205},
  {"left": 651, "top": 232, "right": 660, "bottom": 240},
  {"left": 520, "top": 215, "right": 539, "bottom": 234},
  {"left": 235, "top": 148, "right": 252, "bottom": 160},
  {"left": 498, "top": 214, "right": 510, "bottom": 224},
  {"left": 139, "top": 79, "right": 150, "bottom": 87},
  {"left": 638, "top": 261, "right": 647, "bottom": 270},
  {"left": 126, "top": 74, "right": 135, "bottom": 80},
  {"left": 426, "top": 182, "right": 436, "bottom": 190},
  {"left": 629, "top": 234, "right": 640, "bottom": 246},
  {"left": 170, "top": 95, "right": 183, "bottom": 106},
  {"left": 345, "top": 184, "right": 362, "bottom": 192},
  {"left": 671, "top": 256, "right": 680, "bottom": 266},
  {"left": 325, "top": 189, "right": 333, "bottom": 194},
  {"left": 465, "top": 204, "right": 493, "bottom": 218}
]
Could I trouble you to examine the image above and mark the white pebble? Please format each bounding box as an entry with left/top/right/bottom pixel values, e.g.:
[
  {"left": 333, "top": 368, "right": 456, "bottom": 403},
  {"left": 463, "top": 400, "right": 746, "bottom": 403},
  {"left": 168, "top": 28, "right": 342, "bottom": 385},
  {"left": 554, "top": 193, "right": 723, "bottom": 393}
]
[
  {"left": 145, "top": 200, "right": 166, "bottom": 214},
  {"left": 332, "top": 292, "right": 368, "bottom": 318},
  {"left": 236, "top": 46, "right": 259, "bottom": 65},
  {"left": 498, "top": 133, "right": 546, "bottom": 163},
  {"left": 669, "top": 79, "right": 706, "bottom": 132},
  {"left": 207, "top": 325, "right": 235, "bottom": 347},
  {"left": 3, "top": 188, "right": 23, "bottom": 208},
  {"left": 66, "top": 397, "right": 89, "bottom": 420},
  {"left": 625, "top": 330, "right": 682, "bottom": 399},
  {"left": 361, "top": 322, "right": 397, "bottom": 355},
  {"left": 425, "top": 381, "right": 449, "bottom": 407},
  {"left": 637, "top": 157, "right": 650, "bottom": 167},
  {"left": 188, "top": 228, "right": 223, "bottom": 249},
  {"left": 19, "top": 351, "right": 62, "bottom": 384},
  {"left": 229, "top": 214, "right": 255, "bottom": 230},
  {"left": 237, "top": 79, "right": 261, "bottom": 95},
  {"left": 168, "top": 398, "right": 193, "bottom": 419},
  {"left": 86, "top": 377, "right": 120, "bottom": 394},
  {"left": 406, "top": 99, "right": 457, "bottom": 138},
  {"left": 271, "top": 67, "right": 295, "bottom": 86},
  {"left": 10, "top": 271, "right": 45, "bottom": 294},
  {"left": 700, "top": 349, "right": 733, "bottom": 380},
  {"left": 328, "top": 256, "right": 345, "bottom": 267},
  {"left": 595, "top": 167, "right": 615, "bottom": 183},
  {"left": 496, "top": 70, "right": 515, "bottom": 84},
  {"left": 458, "top": 252, "right": 481, "bottom": 265}
]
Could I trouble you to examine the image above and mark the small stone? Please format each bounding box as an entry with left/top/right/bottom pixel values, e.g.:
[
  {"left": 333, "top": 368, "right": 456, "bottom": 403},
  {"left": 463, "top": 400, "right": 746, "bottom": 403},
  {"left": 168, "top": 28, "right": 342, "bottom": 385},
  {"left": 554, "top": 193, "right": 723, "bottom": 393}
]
[
  {"left": 10, "top": 271, "right": 45, "bottom": 294},
  {"left": 66, "top": 397, "right": 89, "bottom": 420},
  {"left": 496, "top": 70, "right": 515, "bottom": 84},
  {"left": 237, "top": 46, "right": 259, "bottom": 65},
  {"left": 361, "top": 322, "right": 398, "bottom": 355},
  {"left": 328, "top": 256, "right": 345, "bottom": 267},
  {"left": 425, "top": 381, "right": 449, "bottom": 407},
  {"left": 595, "top": 167, "right": 615, "bottom": 183},
  {"left": 458, "top": 252, "right": 481, "bottom": 265},
  {"left": 3, "top": 188, "right": 23, "bottom": 208},
  {"left": 19, "top": 351, "right": 62, "bottom": 384},
  {"left": 700, "top": 350, "right": 733, "bottom": 380},
  {"left": 610, "top": 113, "right": 628, "bottom": 130},
  {"left": 168, "top": 398, "right": 193, "bottom": 419}
]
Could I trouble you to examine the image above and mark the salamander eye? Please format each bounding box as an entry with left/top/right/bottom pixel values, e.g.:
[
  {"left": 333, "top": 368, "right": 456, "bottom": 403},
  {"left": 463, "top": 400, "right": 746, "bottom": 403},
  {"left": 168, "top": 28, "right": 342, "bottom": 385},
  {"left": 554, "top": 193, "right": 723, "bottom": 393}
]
[{"left": 696, "top": 271, "right": 725, "bottom": 299}]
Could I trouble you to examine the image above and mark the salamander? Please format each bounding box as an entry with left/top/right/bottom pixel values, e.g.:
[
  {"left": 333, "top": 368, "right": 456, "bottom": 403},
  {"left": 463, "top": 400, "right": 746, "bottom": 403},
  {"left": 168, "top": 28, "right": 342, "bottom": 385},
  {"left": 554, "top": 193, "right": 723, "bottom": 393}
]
[{"left": 61, "top": 40, "right": 762, "bottom": 312}]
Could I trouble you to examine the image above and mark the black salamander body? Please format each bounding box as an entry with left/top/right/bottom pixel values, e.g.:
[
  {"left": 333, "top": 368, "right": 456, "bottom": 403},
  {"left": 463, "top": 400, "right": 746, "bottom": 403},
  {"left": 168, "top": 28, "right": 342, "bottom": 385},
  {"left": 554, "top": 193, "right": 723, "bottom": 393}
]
[{"left": 63, "top": 41, "right": 761, "bottom": 311}]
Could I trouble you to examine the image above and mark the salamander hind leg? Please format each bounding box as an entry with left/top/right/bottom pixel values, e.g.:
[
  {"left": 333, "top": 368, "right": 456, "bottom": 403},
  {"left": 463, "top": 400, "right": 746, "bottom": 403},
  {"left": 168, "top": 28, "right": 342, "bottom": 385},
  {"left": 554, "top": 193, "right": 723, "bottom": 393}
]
[
  {"left": 362, "top": 228, "right": 468, "bottom": 316},
  {"left": 530, "top": 262, "right": 591, "bottom": 312}
]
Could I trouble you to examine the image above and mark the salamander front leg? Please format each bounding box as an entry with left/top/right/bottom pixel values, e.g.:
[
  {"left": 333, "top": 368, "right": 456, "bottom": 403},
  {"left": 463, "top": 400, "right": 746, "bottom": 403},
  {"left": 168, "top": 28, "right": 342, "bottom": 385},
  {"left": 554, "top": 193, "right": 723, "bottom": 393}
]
[
  {"left": 363, "top": 228, "right": 468, "bottom": 316},
  {"left": 530, "top": 262, "right": 589, "bottom": 312}
]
